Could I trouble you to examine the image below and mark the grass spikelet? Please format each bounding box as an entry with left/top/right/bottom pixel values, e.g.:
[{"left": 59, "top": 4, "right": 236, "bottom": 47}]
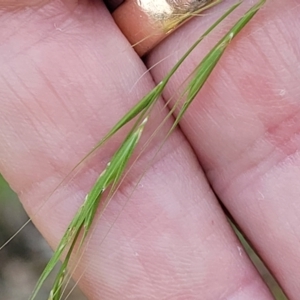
[
  {"left": 171, "top": 0, "right": 266, "bottom": 130},
  {"left": 30, "top": 116, "right": 149, "bottom": 300},
  {"left": 28, "top": 1, "right": 267, "bottom": 299}
]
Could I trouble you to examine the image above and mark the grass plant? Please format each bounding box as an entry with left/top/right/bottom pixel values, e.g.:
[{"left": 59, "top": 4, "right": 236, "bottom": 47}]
[
  {"left": 29, "top": 1, "right": 268, "bottom": 299},
  {"left": 2, "top": 0, "right": 281, "bottom": 299}
]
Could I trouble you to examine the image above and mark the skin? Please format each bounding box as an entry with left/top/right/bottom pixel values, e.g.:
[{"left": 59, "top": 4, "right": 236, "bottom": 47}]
[{"left": 0, "top": 0, "right": 299, "bottom": 299}]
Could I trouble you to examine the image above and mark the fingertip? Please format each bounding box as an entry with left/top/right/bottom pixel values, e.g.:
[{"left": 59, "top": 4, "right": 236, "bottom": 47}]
[
  {"left": 113, "top": 0, "right": 217, "bottom": 56},
  {"left": 112, "top": 0, "right": 165, "bottom": 56}
]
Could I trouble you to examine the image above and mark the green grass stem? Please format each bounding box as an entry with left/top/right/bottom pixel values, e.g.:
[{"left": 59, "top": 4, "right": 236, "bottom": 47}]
[{"left": 28, "top": 1, "right": 267, "bottom": 299}]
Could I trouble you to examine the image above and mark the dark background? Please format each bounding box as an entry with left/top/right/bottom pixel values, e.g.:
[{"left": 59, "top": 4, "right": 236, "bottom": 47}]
[{"left": 0, "top": 175, "right": 86, "bottom": 300}]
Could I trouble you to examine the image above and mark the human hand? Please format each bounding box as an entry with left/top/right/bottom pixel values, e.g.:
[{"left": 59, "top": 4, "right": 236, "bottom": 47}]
[{"left": 0, "top": 0, "right": 299, "bottom": 299}]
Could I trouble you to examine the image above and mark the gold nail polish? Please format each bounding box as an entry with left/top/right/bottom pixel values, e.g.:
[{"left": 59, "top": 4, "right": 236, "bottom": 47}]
[{"left": 137, "top": 0, "right": 216, "bottom": 32}]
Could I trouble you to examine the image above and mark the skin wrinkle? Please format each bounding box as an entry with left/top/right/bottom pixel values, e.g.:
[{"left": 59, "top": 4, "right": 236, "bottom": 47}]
[
  {"left": 266, "top": 108, "right": 300, "bottom": 155},
  {"left": 203, "top": 78, "right": 300, "bottom": 194},
  {"left": 207, "top": 33, "right": 295, "bottom": 192},
  {"left": 32, "top": 61, "right": 78, "bottom": 128},
  {"left": 191, "top": 97, "right": 269, "bottom": 190},
  {"left": 189, "top": 131, "right": 259, "bottom": 195},
  {"left": 4, "top": 64, "right": 81, "bottom": 177},
  {"left": 244, "top": 34, "right": 298, "bottom": 100},
  {"left": 22, "top": 66, "right": 71, "bottom": 138},
  {"left": 208, "top": 136, "right": 294, "bottom": 198},
  {"left": 261, "top": 15, "right": 298, "bottom": 84},
  {"left": 241, "top": 164, "right": 300, "bottom": 289},
  {"left": 2, "top": 19, "right": 60, "bottom": 64},
  {"left": 1, "top": 71, "right": 50, "bottom": 153},
  {"left": 271, "top": 23, "right": 297, "bottom": 77},
  {"left": 0, "top": 0, "right": 83, "bottom": 11},
  {"left": 0, "top": 9, "right": 37, "bottom": 44}
]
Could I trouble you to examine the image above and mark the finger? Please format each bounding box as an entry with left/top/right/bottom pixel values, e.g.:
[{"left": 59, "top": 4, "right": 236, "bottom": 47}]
[
  {"left": 112, "top": 0, "right": 215, "bottom": 56},
  {"left": 0, "top": 1, "right": 273, "bottom": 299},
  {"left": 147, "top": 0, "right": 300, "bottom": 298}
]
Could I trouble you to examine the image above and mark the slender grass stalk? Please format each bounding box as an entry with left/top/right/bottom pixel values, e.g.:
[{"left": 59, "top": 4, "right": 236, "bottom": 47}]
[{"left": 28, "top": 1, "right": 267, "bottom": 299}]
